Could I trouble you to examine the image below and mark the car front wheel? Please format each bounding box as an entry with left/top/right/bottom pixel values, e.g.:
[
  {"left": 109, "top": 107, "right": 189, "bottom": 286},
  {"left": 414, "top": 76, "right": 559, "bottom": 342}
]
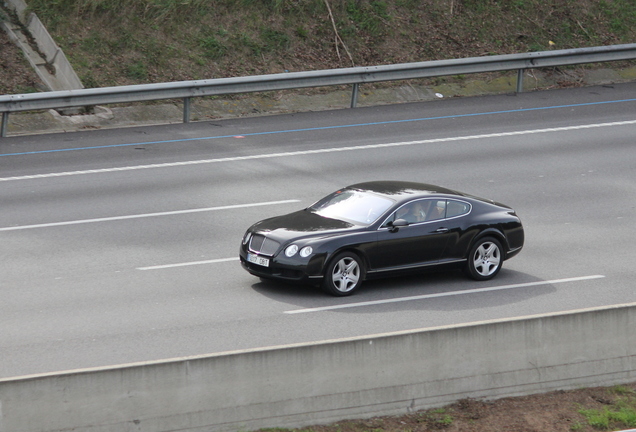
[
  {"left": 322, "top": 252, "right": 365, "bottom": 296},
  {"left": 465, "top": 237, "right": 503, "bottom": 281}
]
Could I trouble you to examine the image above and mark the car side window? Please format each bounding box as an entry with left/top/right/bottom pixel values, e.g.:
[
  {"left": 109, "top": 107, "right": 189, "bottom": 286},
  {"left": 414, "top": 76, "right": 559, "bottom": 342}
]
[
  {"left": 425, "top": 200, "right": 446, "bottom": 221},
  {"left": 446, "top": 200, "right": 470, "bottom": 218},
  {"left": 383, "top": 199, "right": 470, "bottom": 227},
  {"left": 383, "top": 200, "right": 423, "bottom": 226}
]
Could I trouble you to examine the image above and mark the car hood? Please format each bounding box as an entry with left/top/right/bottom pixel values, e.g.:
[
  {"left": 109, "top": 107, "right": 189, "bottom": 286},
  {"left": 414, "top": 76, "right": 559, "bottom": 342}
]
[{"left": 250, "top": 210, "right": 361, "bottom": 242}]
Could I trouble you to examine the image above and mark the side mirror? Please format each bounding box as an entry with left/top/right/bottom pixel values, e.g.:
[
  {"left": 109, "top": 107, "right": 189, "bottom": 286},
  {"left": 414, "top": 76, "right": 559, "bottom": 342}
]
[{"left": 389, "top": 218, "right": 408, "bottom": 232}]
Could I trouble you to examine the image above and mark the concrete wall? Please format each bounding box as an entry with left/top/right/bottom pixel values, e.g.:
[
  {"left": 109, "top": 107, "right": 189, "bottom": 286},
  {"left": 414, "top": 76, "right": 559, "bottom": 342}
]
[
  {"left": 1, "top": 303, "right": 635, "bottom": 432},
  {"left": 3, "top": 0, "right": 83, "bottom": 91},
  {"left": 3, "top": 0, "right": 28, "bottom": 22},
  {"left": 24, "top": 13, "right": 83, "bottom": 90}
]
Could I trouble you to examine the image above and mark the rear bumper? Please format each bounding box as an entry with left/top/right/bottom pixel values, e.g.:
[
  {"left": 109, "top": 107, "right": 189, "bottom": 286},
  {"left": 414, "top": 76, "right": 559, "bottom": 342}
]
[{"left": 505, "top": 245, "right": 523, "bottom": 260}]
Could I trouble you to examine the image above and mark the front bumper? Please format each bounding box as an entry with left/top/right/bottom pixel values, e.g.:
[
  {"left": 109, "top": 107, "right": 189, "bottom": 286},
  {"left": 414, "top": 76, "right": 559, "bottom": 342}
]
[
  {"left": 239, "top": 249, "right": 326, "bottom": 284},
  {"left": 239, "top": 256, "right": 313, "bottom": 281}
]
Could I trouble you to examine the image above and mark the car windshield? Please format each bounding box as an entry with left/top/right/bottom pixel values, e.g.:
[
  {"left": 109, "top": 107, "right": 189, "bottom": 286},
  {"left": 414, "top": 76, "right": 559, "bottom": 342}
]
[{"left": 309, "top": 189, "right": 394, "bottom": 225}]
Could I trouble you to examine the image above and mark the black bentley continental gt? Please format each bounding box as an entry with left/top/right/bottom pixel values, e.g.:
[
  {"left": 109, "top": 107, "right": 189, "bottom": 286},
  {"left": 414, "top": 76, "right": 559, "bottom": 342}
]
[{"left": 240, "top": 181, "right": 524, "bottom": 296}]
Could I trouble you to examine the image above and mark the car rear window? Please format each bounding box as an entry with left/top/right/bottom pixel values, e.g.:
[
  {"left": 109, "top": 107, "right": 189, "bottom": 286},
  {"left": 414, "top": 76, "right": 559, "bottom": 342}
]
[{"left": 446, "top": 200, "right": 471, "bottom": 218}]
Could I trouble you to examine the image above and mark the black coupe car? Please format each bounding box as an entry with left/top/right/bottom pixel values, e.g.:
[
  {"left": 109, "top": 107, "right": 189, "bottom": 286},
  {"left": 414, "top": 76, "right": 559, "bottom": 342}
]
[{"left": 240, "top": 181, "right": 524, "bottom": 296}]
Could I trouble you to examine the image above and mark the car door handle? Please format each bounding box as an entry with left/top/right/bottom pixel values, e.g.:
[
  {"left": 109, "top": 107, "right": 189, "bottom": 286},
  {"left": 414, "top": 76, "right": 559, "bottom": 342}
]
[{"left": 434, "top": 227, "right": 450, "bottom": 233}]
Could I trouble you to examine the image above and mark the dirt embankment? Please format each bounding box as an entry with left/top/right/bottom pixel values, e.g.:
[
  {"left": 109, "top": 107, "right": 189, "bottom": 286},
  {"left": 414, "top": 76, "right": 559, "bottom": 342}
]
[
  {"left": 0, "top": 30, "right": 43, "bottom": 95},
  {"left": 288, "top": 383, "right": 636, "bottom": 432}
]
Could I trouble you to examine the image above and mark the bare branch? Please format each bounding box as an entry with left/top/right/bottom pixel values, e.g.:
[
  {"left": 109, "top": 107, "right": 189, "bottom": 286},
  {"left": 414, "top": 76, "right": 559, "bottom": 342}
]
[{"left": 323, "top": 0, "right": 355, "bottom": 66}]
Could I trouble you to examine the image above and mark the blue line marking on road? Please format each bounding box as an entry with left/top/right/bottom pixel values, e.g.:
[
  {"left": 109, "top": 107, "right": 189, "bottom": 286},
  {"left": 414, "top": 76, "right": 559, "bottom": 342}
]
[{"left": 2, "top": 98, "right": 636, "bottom": 157}]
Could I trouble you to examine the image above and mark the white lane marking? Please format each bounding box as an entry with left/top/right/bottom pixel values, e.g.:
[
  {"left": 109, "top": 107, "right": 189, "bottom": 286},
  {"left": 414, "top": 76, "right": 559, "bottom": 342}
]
[
  {"left": 2, "top": 120, "right": 635, "bottom": 182},
  {"left": 0, "top": 200, "right": 300, "bottom": 232},
  {"left": 284, "top": 275, "right": 606, "bottom": 314},
  {"left": 138, "top": 257, "right": 238, "bottom": 270}
]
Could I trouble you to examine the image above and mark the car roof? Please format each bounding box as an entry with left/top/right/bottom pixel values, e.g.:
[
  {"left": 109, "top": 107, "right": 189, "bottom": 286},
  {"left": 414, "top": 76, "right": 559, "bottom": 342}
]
[{"left": 346, "top": 181, "right": 466, "bottom": 201}]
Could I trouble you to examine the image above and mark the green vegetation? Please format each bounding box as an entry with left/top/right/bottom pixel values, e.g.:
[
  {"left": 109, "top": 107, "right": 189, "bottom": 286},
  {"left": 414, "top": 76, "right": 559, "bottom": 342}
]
[
  {"left": 578, "top": 386, "right": 636, "bottom": 430},
  {"left": 570, "top": 420, "right": 586, "bottom": 431},
  {"left": 20, "top": 0, "right": 636, "bottom": 89},
  {"left": 579, "top": 403, "right": 636, "bottom": 429},
  {"left": 421, "top": 408, "right": 454, "bottom": 427}
]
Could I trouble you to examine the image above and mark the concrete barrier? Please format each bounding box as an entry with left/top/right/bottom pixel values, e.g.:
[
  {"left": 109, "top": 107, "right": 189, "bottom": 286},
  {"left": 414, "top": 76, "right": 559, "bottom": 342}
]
[
  {"left": 24, "top": 13, "right": 83, "bottom": 91},
  {"left": 3, "top": 0, "right": 83, "bottom": 91},
  {"left": 1, "top": 303, "right": 635, "bottom": 432}
]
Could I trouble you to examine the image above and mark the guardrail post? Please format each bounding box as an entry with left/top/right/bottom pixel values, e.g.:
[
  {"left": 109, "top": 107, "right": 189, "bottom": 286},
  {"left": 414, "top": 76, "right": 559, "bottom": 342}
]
[
  {"left": 516, "top": 69, "right": 525, "bottom": 93},
  {"left": 350, "top": 83, "right": 359, "bottom": 108},
  {"left": 183, "top": 97, "right": 191, "bottom": 123},
  {"left": 1, "top": 112, "right": 8, "bottom": 138}
]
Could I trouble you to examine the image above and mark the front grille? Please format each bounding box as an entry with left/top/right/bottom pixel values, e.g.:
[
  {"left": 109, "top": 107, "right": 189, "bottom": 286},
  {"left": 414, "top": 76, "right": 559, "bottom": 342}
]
[{"left": 248, "top": 234, "right": 280, "bottom": 255}]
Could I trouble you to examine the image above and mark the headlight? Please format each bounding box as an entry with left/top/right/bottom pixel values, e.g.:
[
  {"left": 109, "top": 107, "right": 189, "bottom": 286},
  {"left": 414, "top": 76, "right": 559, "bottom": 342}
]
[
  {"left": 299, "top": 246, "right": 313, "bottom": 257},
  {"left": 242, "top": 232, "right": 252, "bottom": 245},
  {"left": 285, "top": 244, "right": 299, "bottom": 257}
]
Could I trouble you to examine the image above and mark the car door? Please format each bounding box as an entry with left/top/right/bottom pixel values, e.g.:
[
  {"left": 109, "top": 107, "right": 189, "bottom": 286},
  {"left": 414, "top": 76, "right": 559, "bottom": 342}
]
[
  {"left": 367, "top": 199, "right": 452, "bottom": 271},
  {"left": 435, "top": 199, "right": 473, "bottom": 261}
]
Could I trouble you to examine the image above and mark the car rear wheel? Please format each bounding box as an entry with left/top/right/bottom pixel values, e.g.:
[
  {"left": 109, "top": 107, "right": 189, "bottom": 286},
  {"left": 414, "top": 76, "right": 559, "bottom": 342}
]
[
  {"left": 465, "top": 237, "right": 503, "bottom": 281},
  {"left": 322, "top": 252, "right": 365, "bottom": 296}
]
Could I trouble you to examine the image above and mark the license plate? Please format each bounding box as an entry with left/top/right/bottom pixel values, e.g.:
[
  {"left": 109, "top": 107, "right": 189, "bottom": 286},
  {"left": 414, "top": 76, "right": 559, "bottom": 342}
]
[{"left": 247, "top": 253, "right": 270, "bottom": 267}]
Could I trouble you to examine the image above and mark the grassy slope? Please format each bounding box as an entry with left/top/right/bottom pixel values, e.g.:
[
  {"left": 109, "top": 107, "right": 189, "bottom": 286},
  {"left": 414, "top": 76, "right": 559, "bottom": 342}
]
[{"left": 20, "top": 0, "right": 636, "bottom": 91}]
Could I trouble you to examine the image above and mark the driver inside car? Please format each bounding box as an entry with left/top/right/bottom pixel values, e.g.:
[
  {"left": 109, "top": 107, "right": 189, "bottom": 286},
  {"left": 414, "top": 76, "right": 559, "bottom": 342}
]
[{"left": 396, "top": 202, "right": 426, "bottom": 224}]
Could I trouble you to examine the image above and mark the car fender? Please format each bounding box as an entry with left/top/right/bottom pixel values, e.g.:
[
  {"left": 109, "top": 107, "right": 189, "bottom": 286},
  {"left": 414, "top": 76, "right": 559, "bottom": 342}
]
[
  {"left": 321, "top": 246, "right": 371, "bottom": 280},
  {"left": 467, "top": 228, "right": 509, "bottom": 259},
  {"left": 301, "top": 231, "right": 376, "bottom": 276}
]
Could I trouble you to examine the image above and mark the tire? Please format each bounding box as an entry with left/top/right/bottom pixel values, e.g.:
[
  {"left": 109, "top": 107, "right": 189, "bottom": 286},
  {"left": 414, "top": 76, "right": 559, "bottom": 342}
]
[
  {"left": 465, "top": 236, "right": 503, "bottom": 281},
  {"left": 322, "top": 252, "right": 365, "bottom": 296}
]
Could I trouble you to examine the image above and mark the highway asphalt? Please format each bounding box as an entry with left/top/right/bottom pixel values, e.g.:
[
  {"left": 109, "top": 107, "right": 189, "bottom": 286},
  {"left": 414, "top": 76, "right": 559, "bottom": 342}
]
[{"left": 1, "top": 81, "right": 635, "bottom": 378}]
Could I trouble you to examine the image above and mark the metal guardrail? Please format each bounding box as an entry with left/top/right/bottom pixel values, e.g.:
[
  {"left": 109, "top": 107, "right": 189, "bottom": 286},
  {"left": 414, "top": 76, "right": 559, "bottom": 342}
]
[{"left": 2, "top": 43, "right": 636, "bottom": 137}]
